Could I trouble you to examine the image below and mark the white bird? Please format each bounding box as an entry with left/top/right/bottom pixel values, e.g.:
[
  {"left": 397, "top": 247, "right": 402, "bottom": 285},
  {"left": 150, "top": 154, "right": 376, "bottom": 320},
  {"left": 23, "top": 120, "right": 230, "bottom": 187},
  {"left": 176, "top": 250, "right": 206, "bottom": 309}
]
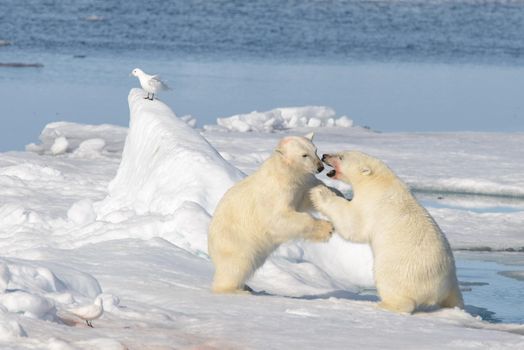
[
  {"left": 130, "top": 68, "right": 170, "bottom": 100},
  {"left": 68, "top": 295, "right": 104, "bottom": 328}
]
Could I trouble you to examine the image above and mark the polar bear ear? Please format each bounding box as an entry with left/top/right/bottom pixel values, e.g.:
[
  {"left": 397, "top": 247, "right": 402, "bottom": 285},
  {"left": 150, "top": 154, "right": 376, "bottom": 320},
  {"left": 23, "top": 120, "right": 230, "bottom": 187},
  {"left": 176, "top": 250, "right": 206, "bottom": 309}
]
[
  {"left": 276, "top": 137, "right": 292, "bottom": 161},
  {"left": 360, "top": 166, "right": 372, "bottom": 176},
  {"left": 304, "top": 132, "right": 315, "bottom": 141},
  {"left": 277, "top": 136, "right": 293, "bottom": 149}
]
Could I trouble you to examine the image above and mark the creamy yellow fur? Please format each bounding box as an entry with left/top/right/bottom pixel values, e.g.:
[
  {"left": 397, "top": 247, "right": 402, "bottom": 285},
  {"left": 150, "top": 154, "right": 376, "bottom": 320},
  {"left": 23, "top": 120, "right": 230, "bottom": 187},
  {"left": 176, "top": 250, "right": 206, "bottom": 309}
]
[
  {"left": 310, "top": 151, "right": 463, "bottom": 313},
  {"left": 208, "top": 134, "right": 333, "bottom": 293}
]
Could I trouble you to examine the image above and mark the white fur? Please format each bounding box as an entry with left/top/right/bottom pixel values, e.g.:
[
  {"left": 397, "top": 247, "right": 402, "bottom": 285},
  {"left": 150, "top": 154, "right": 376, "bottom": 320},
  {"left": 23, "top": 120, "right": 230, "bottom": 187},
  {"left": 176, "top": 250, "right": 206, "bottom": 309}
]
[
  {"left": 310, "top": 151, "right": 463, "bottom": 313},
  {"left": 208, "top": 134, "right": 333, "bottom": 293}
]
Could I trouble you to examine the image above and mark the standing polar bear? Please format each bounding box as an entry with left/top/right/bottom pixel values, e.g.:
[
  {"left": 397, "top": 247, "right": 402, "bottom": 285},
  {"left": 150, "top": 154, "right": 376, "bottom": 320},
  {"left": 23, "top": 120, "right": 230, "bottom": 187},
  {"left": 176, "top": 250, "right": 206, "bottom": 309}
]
[
  {"left": 310, "top": 151, "right": 463, "bottom": 313},
  {"left": 208, "top": 133, "right": 334, "bottom": 293}
]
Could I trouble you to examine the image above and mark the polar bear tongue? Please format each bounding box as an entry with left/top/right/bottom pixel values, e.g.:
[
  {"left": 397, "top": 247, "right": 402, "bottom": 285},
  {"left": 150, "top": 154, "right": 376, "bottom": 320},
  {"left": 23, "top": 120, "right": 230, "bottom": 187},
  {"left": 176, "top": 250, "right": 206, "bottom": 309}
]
[{"left": 327, "top": 170, "right": 336, "bottom": 178}]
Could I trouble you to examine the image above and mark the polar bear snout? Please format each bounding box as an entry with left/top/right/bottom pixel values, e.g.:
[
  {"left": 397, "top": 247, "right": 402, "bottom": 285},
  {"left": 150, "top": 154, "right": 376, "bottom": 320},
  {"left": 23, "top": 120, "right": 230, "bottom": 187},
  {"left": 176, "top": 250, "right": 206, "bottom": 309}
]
[
  {"left": 321, "top": 153, "right": 337, "bottom": 165},
  {"left": 321, "top": 154, "right": 338, "bottom": 178}
]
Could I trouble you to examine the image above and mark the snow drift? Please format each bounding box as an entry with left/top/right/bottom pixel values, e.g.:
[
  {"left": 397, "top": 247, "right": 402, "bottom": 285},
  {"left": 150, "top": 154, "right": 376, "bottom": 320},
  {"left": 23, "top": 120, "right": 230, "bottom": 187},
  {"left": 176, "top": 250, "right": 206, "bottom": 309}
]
[
  {"left": 0, "top": 256, "right": 107, "bottom": 336},
  {"left": 204, "top": 106, "right": 354, "bottom": 132},
  {"left": 96, "top": 89, "right": 243, "bottom": 217},
  {"left": 25, "top": 122, "right": 128, "bottom": 156}
]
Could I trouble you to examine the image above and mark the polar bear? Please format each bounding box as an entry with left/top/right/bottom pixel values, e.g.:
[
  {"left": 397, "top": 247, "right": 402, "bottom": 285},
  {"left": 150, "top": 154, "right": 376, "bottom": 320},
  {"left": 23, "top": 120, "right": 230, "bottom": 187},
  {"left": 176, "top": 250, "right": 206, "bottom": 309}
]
[
  {"left": 310, "top": 151, "right": 463, "bottom": 313},
  {"left": 208, "top": 133, "right": 334, "bottom": 294}
]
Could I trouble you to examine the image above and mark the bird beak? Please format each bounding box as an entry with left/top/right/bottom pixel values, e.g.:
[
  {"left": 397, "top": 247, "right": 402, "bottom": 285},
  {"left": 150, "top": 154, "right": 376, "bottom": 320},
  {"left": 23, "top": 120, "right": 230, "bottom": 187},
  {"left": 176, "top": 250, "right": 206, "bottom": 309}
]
[{"left": 129, "top": 73, "right": 133, "bottom": 77}]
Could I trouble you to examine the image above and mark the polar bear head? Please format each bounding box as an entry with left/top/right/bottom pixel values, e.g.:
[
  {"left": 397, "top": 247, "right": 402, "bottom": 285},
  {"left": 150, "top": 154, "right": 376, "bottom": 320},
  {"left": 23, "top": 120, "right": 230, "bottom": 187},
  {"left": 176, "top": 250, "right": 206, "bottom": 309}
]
[
  {"left": 322, "top": 151, "right": 393, "bottom": 186},
  {"left": 276, "top": 133, "right": 324, "bottom": 174}
]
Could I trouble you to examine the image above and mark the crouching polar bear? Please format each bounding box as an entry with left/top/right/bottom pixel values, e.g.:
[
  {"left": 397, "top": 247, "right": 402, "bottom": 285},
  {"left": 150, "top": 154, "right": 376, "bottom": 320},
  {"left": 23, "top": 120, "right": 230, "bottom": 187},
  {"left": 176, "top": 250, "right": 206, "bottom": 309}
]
[
  {"left": 208, "top": 133, "right": 334, "bottom": 293},
  {"left": 310, "top": 151, "right": 463, "bottom": 313}
]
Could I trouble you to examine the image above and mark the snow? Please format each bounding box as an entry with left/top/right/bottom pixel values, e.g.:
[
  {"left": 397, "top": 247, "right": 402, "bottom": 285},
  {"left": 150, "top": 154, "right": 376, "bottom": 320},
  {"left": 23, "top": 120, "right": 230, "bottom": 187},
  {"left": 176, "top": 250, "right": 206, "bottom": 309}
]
[
  {"left": 50, "top": 136, "right": 69, "bottom": 155},
  {"left": 180, "top": 114, "right": 197, "bottom": 128},
  {"left": 74, "top": 139, "right": 106, "bottom": 158},
  {"left": 67, "top": 200, "right": 96, "bottom": 226},
  {"left": 204, "top": 106, "right": 354, "bottom": 132},
  {"left": 0, "top": 317, "right": 25, "bottom": 340},
  {"left": 0, "top": 255, "right": 103, "bottom": 338},
  {"left": 26, "top": 121, "right": 128, "bottom": 156},
  {"left": 96, "top": 89, "right": 243, "bottom": 217},
  {"left": 0, "top": 89, "right": 523, "bottom": 348},
  {"left": 0, "top": 163, "right": 63, "bottom": 182},
  {"left": 0, "top": 263, "right": 9, "bottom": 293}
]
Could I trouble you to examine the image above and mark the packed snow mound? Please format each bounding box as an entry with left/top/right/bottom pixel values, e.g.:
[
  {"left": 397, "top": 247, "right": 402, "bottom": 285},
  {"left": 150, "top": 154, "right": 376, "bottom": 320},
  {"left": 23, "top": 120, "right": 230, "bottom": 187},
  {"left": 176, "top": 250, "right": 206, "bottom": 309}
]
[
  {"left": 204, "top": 106, "right": 354, "bottom": 132},
  {"left": 0, "top": 257, "right": 104, "bottom": 324},
  {"left": 0, "top": 163, "right": 63, "bottom": 182},
  {"left": 0, "top": 316, "right": 26, "bottom": 340},
  {"left": 25, "top": 115, "right": 198, "bottom": 157},
  {"left": 180, "top": 114, "right": 197, "bottom": 128},
  {"left": 25, "top": 121, "right": 128, "bottom": 156},
  {"left": 96, "top": 89, "right": 244, "bottom": 218}
]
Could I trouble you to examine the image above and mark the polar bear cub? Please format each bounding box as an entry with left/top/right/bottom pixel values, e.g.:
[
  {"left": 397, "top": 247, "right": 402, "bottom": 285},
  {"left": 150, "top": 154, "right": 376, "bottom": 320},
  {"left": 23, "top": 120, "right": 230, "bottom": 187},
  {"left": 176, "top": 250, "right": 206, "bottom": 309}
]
[
  {"left": 310, "top": 151, "right": 463, "bottom": 313},
  {"left": 208, "top": 133, "right": 334, "bottom": 294}
]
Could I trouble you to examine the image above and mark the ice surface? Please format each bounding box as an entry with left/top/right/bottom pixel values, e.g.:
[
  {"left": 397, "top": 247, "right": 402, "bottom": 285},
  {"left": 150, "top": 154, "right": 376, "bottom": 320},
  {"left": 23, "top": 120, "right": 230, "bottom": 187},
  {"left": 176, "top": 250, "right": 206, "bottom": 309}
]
[
  {"left": 26, "top": 121, "right": 128, "bottom": 156},
  {"left": 0, "top": 264, "right": 9, "bottom": 293},
  {"left": 204, "top": 106, "right": 354, "bottom": 132},
  {"left": 0, "top": 317, "right": 25, "bottom": 340},
  {"left": 74, "top": 138, "right": 106, "bottom": 158},
  {"left": 67, "top": 200, "right": 96, "bottom": 226},
  {"left": 180, "top": 114, "right": 197, "bottom": 128},
  {"left": 1, "top": 92, "right": 523, "bottom": 348},
  {"left": 499, "top": 271, "right": 524, "bottom": 282},
  {"left": 50, "top": 136, "right": 69, "bottom": 155}
]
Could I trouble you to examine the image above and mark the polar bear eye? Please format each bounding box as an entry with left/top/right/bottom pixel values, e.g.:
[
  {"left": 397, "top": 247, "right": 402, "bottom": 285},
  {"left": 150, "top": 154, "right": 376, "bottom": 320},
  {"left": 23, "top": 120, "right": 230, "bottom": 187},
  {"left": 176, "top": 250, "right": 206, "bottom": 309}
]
[{"left": 302, "top": 154, "right": 308, "bottom": 158}]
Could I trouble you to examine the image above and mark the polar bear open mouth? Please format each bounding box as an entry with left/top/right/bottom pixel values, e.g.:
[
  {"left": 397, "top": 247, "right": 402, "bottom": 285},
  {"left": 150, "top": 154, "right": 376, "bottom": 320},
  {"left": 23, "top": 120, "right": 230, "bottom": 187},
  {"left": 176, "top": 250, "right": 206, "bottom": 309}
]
[{"left": 327, "top": 169, "right": 336, "bottom": 178}]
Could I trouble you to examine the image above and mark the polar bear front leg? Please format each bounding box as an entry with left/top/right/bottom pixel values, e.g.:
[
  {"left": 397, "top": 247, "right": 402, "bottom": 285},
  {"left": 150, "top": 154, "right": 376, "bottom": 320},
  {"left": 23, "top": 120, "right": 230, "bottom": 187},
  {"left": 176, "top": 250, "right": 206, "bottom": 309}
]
[
  {"left": 271, "top": 211, "right": 334, "bottom": 244},
  {"left": 310, "top": 185, "right": 368, "bottom": 244},
  {"left": 298, "top": 180, "right": 345, "bottom": 212}
]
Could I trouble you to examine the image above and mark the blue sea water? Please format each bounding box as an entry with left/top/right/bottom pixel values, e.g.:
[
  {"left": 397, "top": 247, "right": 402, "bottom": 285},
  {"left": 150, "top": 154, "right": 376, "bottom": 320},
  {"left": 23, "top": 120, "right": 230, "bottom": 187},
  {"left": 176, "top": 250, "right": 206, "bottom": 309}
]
[
  {"left": 1, "top": 1, "right": 524, "bottom": 150},
  {"left": 2, "top": 0, "right": 524, "bottom": 64},
  {"left": 457, "top": 254, "right": 524, "bottom": 324}
]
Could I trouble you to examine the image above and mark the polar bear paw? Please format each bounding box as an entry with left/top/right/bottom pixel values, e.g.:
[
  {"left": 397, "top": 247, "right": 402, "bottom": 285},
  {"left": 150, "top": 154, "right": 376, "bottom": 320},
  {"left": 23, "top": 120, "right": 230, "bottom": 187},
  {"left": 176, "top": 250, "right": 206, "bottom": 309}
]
[
  {"left": 309, "top": 185, "right": 336, "bottom": 211},
  {"left": 311, "top": 219, "right": 334, "bottom": 242}
]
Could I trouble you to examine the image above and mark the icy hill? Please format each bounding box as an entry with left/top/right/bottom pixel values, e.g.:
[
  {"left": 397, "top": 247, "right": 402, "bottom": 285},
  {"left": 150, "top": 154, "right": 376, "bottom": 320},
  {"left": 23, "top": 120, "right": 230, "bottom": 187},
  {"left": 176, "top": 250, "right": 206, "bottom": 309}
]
[{"left": 97, "top": 89, "right": 244, "bottom": 217}]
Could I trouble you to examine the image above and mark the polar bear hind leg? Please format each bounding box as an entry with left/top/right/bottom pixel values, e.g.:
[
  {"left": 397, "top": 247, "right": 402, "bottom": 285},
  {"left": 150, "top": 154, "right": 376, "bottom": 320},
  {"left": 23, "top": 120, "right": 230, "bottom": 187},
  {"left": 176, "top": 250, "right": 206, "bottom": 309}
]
[
  {"left": 440, "top": 285, "right": 464, "bottom": 309},
  {"left": 211, "top": 255, "right": 254, "bottom": 294},
  {"left": 378, "top": 295, "right": 417, "bottom": 314}
]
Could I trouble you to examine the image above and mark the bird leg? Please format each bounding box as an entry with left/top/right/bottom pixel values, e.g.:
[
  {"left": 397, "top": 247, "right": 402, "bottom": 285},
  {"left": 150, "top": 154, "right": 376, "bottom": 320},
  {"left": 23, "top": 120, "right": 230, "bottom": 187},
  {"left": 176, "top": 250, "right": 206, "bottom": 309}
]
[
  {"left": 86, "top": 320, "right": 93, "bottom": 328},
  {"left": 151, "top": 93, "right": 155, "bottom": 100},
  {"left": 144, "top": 93, "right": 150, "bottom": 100}
]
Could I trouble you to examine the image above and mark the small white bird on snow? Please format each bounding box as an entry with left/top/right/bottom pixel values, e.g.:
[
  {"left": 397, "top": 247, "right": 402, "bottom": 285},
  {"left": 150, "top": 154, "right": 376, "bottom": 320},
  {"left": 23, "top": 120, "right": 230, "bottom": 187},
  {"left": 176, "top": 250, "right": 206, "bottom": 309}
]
[
  {"left": 130, "top": 68, "right": 170, "bottom": 100},
  {"left": 68, "top": 295, "right": 104, "bottom": 328}
]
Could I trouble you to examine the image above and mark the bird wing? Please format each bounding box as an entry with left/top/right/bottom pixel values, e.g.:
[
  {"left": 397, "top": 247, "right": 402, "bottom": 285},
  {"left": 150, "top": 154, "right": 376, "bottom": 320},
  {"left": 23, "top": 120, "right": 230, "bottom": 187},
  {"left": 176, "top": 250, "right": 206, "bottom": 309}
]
[
  {"left": 149, "top": 75, "right": 170, "bottom": 91},
  {"left": 68, "top": 304, "right": 93, "bottom": 317},
  {"left": 68, "top": 304, "right": 102, "bottom": 319}
]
